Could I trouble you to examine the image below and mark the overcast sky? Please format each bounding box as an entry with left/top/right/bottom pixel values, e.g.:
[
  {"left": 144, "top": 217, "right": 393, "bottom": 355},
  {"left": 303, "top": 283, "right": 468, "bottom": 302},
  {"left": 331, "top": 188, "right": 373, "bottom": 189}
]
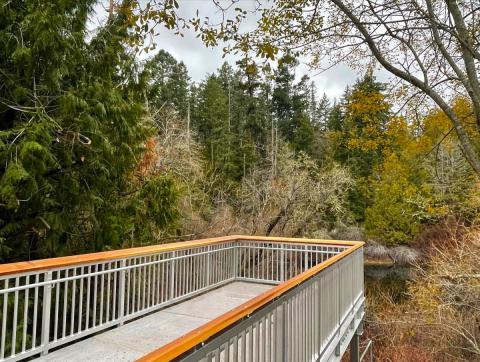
[{"left": 93, "top": 1, "right": 390, "bottom": 101}]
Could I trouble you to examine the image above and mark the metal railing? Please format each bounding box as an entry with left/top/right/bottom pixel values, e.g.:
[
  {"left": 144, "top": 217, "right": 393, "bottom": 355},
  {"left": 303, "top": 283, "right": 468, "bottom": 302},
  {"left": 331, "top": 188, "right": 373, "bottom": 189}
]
[
  {"left": 0, "top": 236, "right": 364, "bottom": 362},
  {"left": 139, "top": 237, "right": 364, "bottom": 362}
]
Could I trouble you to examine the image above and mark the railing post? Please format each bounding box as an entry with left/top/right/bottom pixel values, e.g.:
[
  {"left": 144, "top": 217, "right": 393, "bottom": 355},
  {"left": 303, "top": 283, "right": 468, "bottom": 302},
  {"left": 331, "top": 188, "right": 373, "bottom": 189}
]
[
  {"left": 280, "top": 244, "right": 285, "bottom": 282},
  {"left": 304, "top": 248, "right": 308, "bottom": 272},
  {"left": 40, "top": 271, "right": 53, "bottom": 356},
  {"left": 170, "top": 251, "right": 176, "bottom": 299},
  {"left": 233, "top": 243, "right": 238, "bottom": 280},
  {"left": 206, "top": 246, "right": 211, "bottom": 286},
  {"left": 118, "top": 259, "right": 126, "bottom": 326}
]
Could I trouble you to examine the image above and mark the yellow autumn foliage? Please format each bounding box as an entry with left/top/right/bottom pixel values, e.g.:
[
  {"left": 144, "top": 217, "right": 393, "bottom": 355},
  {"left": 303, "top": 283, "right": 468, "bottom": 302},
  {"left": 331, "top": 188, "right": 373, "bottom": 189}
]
[
  {"left": 364, "top": 109, "right": 474, "bottom": 244},
  {"left": 344, "top": 85, "right": 390, "bottom": 153}
]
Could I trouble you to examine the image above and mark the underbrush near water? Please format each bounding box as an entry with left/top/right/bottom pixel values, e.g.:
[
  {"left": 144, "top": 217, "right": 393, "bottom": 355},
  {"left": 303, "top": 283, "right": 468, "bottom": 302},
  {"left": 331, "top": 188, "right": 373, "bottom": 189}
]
[{"left": 364, "top": 223, "right": 480, "bottom": 361}]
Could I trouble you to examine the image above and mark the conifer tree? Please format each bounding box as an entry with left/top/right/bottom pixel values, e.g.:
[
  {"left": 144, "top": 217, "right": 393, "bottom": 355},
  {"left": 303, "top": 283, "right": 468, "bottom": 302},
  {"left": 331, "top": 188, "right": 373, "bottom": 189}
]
[
  {"left": 317, "top": 93, "right": 331, "bottom": 131},
  {"left": 327, "top": 74, "right": 390, "bottom": 221},
  {"left": 144, "top": 50, "right": 190, "bottom": 116},
  {"left": 272, "top": 55, "right": 316, "bottom": 156},
  {"left": 0, "top": 1, "right": 178, "bottom": 261},
  {"left": 272, "top": 55, "right": 296, "bottom": 136},
  {"left": 193, "top": 75, "right": 239, "bottom": 178},
  {"left": 235, "top": 58, "right": 269, "bottom": 160}
]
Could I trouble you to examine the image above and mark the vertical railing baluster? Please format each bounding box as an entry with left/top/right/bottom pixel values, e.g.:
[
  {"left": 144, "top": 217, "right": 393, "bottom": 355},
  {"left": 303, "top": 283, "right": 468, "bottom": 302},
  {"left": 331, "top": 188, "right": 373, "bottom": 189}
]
[
  {"left": 335, "top": 264, "right": 341, "bottom": 357},
  {"left": 159, "top": 256, "right": 164, "bottom": 304},
  {"left": 164, "top": 256, "right": 168, "bottom": 302},
  {"left": 32, "top": 274, "right": 39, "bottom": 349},
  {"left": 276, "top": 302, "right": 286, "bottom": 362},
  {"left": 233, "top": 334, "right": 238, "bottom": 361},
  {"left": 1, "top": 279, "right": 9, "bottom": 359},
  {"left": 78, "top": 267, "right": 84, "bottom": 333},
  {"left": 131, "top": 261, "right": 136, "bottom": 314},
  {"left": 54, "top": 271, "right": 60, "bottom": 339},
  {"left": 62, "top": 271, "right": 68, "bottom": 339},
  {"left": 125, "top": 260, "right": 131, "bottom": 317},
  {"left": 280, "top": 244, "right": 285, "bottom": 282},
  {"left": 113, "top": 261, "right": 118, "bottom": 319},
  {"left": 100, "top": 264, "right": 105, "bottom": 323},
  {"left": 106, "top": 263, "right": 111, "bottom": 322},
  {"left": 11, "top": 277, "right": 19, "bottom": 357},
  {"left": 233, "top": 243, "right": 238, "bottom": 280},
  {"left": 141, "top": 258, "right": 146, "bottom": 310},
  {"left": 181, "top": 252, "right": 185, "bottom": 296},
  {"left": 118, "top": 259, "right": 126, "bottom": 326},
  {"left": 170, "top": 251, "right": 176, "bottom": 300},
  {"left": 246, "top": 244, "right": 250, "bottom": 279},
  {"left": 148, "top": 256, "right": 153, "bottom": 307},
  {"left": 151, "top": 256, "right": 156, "bottom": 307},
  {"left": 136, "top": 259, "right": 141, "bottom": 312},
  {"left": 85, "top": 266, "right": 91, "bottom": 331},
  {"left": 22, "top": 275, "right": 29, "bottom": 353},
  {"left": 206, "top": 247, "right": 211, "bottom": 287},
  {"left": 304, "top": 246, "right": 308, "bottom": 272},
  {"left": 40, "top": 271, "right": 52, "bottom": 356}
]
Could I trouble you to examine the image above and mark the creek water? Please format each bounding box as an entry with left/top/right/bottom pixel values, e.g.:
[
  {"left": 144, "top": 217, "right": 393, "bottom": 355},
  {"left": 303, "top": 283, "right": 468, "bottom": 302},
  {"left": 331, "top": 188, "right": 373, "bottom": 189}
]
[
  {"left": 365, "top": 263, "right": 413, "bottom": 281},
  {"left": 364, "top": 263, "right": 415, "bottom": 303}
]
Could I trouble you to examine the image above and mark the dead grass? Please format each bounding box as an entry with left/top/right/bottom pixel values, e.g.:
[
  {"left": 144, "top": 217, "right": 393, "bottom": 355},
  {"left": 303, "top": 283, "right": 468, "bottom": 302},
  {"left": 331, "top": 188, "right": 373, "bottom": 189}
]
[{"left": 365, "top": 223, "right": 480, "bottom": 362}]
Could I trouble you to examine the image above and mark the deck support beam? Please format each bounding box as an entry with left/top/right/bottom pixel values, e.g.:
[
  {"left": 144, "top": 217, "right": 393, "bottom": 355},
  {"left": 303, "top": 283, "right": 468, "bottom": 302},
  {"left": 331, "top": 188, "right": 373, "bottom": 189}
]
[
  {"left": 350, "top": 321, "right": 363, "bottom": 362},
  {"left": 350, "top": 333, "right": 360, "bottom": 362}
]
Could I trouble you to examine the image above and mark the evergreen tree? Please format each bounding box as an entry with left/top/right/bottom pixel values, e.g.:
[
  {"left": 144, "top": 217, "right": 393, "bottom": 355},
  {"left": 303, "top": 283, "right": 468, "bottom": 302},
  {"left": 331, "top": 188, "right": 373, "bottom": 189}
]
[
  {"left": 0, "top": 1, "right": 178, "bottom": 261},
  {"left": 193, "top": 75, "right": 240, "bottom": 178},
  {"left": 196, "top": 61, "right": 270, "bottom": 181},
  {"left": 341, "top": 74, "right": 389, "bottom": 177},
  {"left": 272, "top": 55, "right": 316, "bottom": 155},
  {"left": 309, "top": 82, "right": 318, "bottom": 125},
  {"left": 290, "top": 75, "right": 316, "bottom": 154},
  {"left": 326, "top": 101, "right": 344, "bottom": 131},
  {"left": 317, "top": 93, "right": 331, "bottom": 131},
  {"left": 327, "top": 74, "right": 391, "bottom": 221},
  {"left": 144, "top": 50, "right": 190, "bottom": 117},
  {"left": 235, "top": 58, "right": 269, "bottom": 158},
  {"left": 272, "top": 55, "right": 295, "bottom": 135}
]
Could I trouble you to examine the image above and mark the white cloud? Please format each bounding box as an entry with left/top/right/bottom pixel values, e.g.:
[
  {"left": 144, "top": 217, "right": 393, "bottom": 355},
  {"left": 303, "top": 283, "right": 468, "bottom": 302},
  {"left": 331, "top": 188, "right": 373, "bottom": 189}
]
[{"left": 92, "top": 1, "right": 393, "bottom": 101}]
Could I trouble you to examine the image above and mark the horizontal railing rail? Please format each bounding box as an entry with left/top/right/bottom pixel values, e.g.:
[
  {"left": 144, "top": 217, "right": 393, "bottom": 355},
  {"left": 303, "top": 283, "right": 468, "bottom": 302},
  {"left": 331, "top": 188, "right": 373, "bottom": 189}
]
[{"left": 0, "top": 236, "right": 359, "bottom": 362}]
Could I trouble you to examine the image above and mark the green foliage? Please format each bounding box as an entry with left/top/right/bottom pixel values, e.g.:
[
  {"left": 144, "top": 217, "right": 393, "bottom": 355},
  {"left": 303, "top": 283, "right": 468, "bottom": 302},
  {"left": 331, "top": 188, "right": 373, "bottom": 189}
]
[
  {"left": 270, "top": 55, "right": 321, "bottom": 157},
  {"left": 364, "top": 153, "right": 426, "bottom": 244},
  {"left": 2, "top": 0, "right": 477, "bottom": 262},
  {"left": 190, "top": 61, "right": 270, "bottom": 182},
  {"left": 328, "top": 74, "right": 391, "bottom": 222},
  {"left": 362, "top": 108, "right": 478, "bottom": 245},
  {"left": 144, "top": 50, "right": 190, "bottom": 116},
  {"left": 0, "top": 1, "right": 178, "bottom": 262},
  {"left": 193, "top": 75, "right": 236, "bottom": 176},
  {"left": 134, "top": 176, "right": 179, "bottom": 240}
]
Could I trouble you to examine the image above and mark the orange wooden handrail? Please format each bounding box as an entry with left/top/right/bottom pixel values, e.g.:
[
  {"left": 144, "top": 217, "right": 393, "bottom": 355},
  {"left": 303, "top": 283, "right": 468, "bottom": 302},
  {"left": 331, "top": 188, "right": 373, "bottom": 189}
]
[
  {"left": 136, "top": 239, "right": 364, "bottom": 362},
  {"left": 0, "top": 235, "right": 358, "bottom": 277},
  {"left": 0, "top": 236, "right": 236, "bottom": 276}
]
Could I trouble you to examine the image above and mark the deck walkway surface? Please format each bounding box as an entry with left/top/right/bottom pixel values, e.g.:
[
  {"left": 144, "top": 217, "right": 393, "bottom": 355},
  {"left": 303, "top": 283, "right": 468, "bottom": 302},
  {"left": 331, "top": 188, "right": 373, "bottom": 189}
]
[{"left": 34, "top": 282, "right": 272, "bottom": 362}]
